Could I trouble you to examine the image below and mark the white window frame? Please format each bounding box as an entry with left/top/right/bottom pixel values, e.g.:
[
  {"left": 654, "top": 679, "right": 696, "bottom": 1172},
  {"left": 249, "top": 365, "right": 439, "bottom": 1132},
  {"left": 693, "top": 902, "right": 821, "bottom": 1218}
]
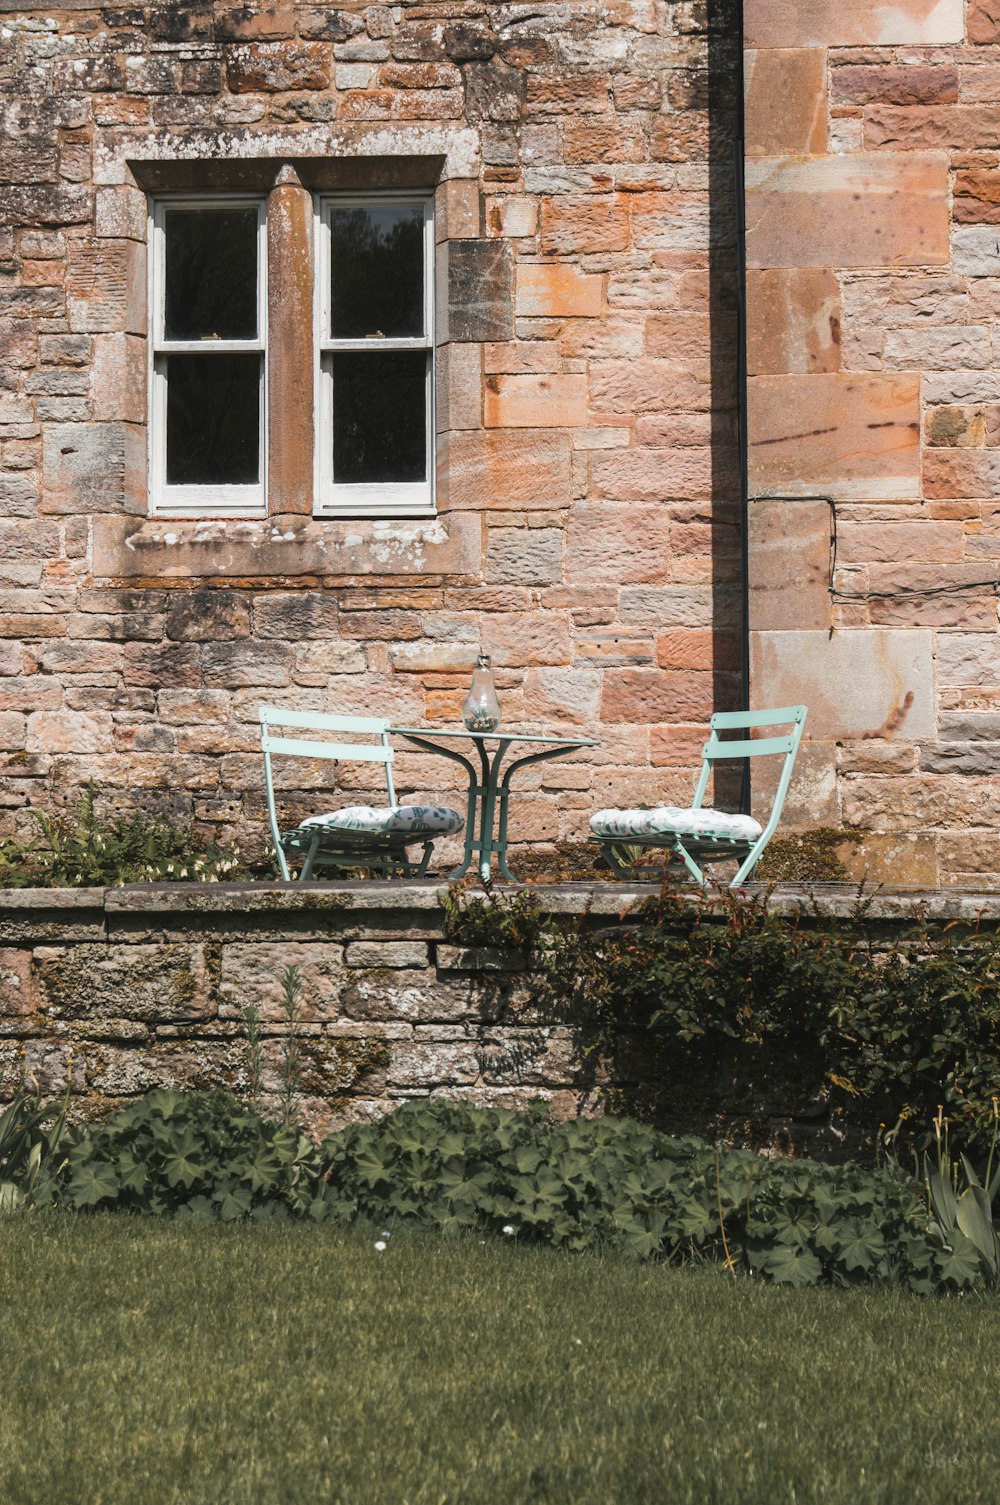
[
  {"left": 314, "top": 192, "right": 435, "bottom": 519},
  {"left": 148, "top": 194, "right": 268, "bottom": 520}
]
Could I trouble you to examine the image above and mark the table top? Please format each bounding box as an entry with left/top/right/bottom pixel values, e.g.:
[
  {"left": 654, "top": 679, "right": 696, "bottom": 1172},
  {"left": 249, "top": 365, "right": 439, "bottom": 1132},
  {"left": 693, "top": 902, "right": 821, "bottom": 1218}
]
[{"left": 389, "top": 725, "right": 598, "bottom": 748}]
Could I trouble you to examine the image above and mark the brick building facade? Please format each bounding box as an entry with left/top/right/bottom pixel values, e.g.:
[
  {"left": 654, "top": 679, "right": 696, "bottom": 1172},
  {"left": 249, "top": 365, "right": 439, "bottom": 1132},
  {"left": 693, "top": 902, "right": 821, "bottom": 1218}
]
[{"left": 0, "top": 1, "right": 998, "bottom": 885}]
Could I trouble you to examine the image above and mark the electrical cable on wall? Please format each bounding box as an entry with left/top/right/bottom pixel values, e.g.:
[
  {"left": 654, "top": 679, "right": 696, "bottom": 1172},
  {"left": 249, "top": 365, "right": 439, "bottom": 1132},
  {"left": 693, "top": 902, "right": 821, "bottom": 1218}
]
[{"left": 750, "top": 494, "right": 1000, "bottom": 605}]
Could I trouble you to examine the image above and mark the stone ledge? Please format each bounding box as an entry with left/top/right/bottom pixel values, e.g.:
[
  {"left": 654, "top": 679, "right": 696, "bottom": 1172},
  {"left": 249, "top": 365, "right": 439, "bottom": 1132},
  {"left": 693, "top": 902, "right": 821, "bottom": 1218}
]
[{"left": 91, "top": 513, "right": 481, "bottom": 582}]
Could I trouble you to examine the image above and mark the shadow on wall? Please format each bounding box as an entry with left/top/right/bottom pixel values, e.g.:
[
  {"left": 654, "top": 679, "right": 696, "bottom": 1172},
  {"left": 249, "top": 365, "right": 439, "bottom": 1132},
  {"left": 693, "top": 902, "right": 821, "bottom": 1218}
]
[{"left": 708, "top": 0, "right": 744, "bottom": 809}]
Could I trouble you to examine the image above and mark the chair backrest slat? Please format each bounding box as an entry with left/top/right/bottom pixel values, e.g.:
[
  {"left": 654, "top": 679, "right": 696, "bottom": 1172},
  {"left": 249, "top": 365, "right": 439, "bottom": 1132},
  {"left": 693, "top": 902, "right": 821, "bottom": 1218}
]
[
  {"left": 260, "top": 707, "right": 388, "bottom": 735},
  {"left": 262, "top": 735, "right": 392, "bottom": 765},
  {"left": 711, "top": 706, "right": 805, "bottom": 731},
  {"left": 702, "top": 734, "right": 796, "bottom": 761}
]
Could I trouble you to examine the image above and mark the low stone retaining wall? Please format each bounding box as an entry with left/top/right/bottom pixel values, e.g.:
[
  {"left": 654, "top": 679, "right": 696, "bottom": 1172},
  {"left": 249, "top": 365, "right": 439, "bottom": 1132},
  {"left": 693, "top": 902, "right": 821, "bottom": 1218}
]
[{"left": 4, "top": 881, "right": 999, "bottom": 1144}]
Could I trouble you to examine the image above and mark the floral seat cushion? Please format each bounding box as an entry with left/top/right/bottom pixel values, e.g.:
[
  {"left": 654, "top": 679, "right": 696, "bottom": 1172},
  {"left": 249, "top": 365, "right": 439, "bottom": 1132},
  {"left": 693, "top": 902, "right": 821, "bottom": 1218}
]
[
  {"left": 589, "top": 806, "right": 763, "bottom": 843},
  {"left": 299, "top": 804, "right": 464, "bottom": 837}
]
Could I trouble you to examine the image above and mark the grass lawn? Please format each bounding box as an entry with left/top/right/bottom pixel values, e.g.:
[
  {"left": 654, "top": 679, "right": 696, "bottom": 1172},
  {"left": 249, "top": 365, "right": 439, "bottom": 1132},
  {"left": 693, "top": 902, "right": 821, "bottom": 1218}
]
[{"left": 2, "top": 1216, "right": 999, "bottom": 1505}]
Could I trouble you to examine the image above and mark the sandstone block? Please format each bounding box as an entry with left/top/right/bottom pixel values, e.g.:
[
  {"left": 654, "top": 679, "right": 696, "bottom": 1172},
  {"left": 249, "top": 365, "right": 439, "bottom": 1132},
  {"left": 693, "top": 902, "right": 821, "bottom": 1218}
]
[
  {"left": 485, "top": 374, "right": 588, "bottom": 429},
  {"left": 435, "top": 179, "right": 480, "bottom": 240},
  {"left": 486, "top": 527, "right": 562, "bottom": 585},
  {"left": 970, "top": 1, "right": 1000, "bottom": 43},
  {"left": 750, "top": 628, "right": 935, "bottom": 740},
  {"left": 41, "top": 422, "right": 145, "bottom": 515},
  {"left": 389, "top": 1041, "right": 480, "bottom": 1086},
  {"left": 745, "top": 49, "right": 827, "bottom": 157},
  {"left": 589, "top": 357, "right": 712, "bottom": 416},
  {"left": 26, "top": 710, "right": 112, "bottom": 755},
  {"left": 934, "top": 633, "right": 1000, "bottom": 688},
  {"left": 484, "top": 612, "right": 571, "bottom": 668},
  {"left": 484, "top": 341, "right": 560, "bottom": 375},
  {"left": 250, "top": 594, "right": 337, "bottom": 641},
  {"left": 388, "top": 642, "right": 478, "bottom": 673},
  {"left": 600, "top": 668, "right": 715, "bottom": 724},
  {"left": 884, "top": 326, "right": 991, "bottom": 370},
  {"left": 591, "top": 446, "right": 714, "bottom": 502},
  {"left": 748, "top": 497, "right": 833, "bottom": 632},
  {"left": 575, "top": 633, "right": 654, "bottom": 666},
  {"left": 563, "top": 118, "right": 646, "bottom": 164},
  {"left": 924, "top": 450, "right": 1000, "bottom": 498},
  {"left": 220, "top": 941, "right": 346, "bottom": 1022},
  {"left": 746, "top": 269, "right": 841, "bottom": 376},
  {"left": 748, "top": 373, "right": 921, "bottom": 500},
  {"left": 515, "top": 262, "right": 604, "bottom": 318},
  {"left": 345, "top": 941, "right": 430, "bottom": 969},
  {"left": 35, "top": 943, "right": 213, "bottom": 1023},
  {"left": 565, "top": 502, "right": 672, "bottom": 584},
  {"left": 954, "top": 226, "right": 1000, "bottom": 277},
  {"left": 745, "top": 154, "right": 949, "bottom": 269},
  {"left": 539, "top": 195, "right": 631, "bottom": 255},
  {"left": 226, "top": 42, "right": 331, "bottom": 92},
  {"left": 439, "top": 430, "right": 571, "bottom": 509},
  {"left": 837, "top": 520, "right": 965, "bottom": 565},
  {"left": 831, "top": 64, "right": 958, "bottom": 107},
  {"left": 485, "top": 195, "right": 538, "bottom": 237},
  {"left": 436, "top": 343, "right": 482, "bottom": 432},
  {"left": 650, "top": 723, "right": 712, "bottom": 768},
  {"left": 745, "top": 0, "right": 964, "bottom": 47},
  {"left": 521, "top": 666, "right": 601, "bottom": 725},
  {"left": 865, "top": 106, "right": 1000, "bottom": 153},
  {"left": 442, "top": 239, "right": 513, "bottom": 343},
  {"left": 123, "top": 643, "right": 201, "bottom": 690}
]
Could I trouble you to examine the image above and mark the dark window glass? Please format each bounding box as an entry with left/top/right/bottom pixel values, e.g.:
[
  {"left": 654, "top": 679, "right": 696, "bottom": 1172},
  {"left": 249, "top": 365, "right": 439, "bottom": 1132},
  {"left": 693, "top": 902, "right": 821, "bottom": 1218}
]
[
  {"left": 332, "top": 352, "right": 426, "bottom": 484},
  {"left": 329, "top": 205, "right": 424, "bottom": 340},
  {"left": 164, "top": 208, "right": 258, "bottom": 341},
  {"left": 165, "top": 354, "right": 261, "bottom": 486}
]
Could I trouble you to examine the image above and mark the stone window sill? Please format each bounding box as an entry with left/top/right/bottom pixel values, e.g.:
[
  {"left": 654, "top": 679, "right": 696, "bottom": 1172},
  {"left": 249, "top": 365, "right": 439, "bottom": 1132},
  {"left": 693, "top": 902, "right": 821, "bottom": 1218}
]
[{"left": 91, "top": 513, "right": 480, "bottom": 581}]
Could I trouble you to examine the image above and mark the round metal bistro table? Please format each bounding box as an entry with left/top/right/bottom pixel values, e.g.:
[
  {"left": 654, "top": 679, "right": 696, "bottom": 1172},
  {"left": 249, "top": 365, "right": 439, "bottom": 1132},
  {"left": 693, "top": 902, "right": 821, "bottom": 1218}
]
[{"left": 387, "top": 726, "right": 598, "bottom": 882}]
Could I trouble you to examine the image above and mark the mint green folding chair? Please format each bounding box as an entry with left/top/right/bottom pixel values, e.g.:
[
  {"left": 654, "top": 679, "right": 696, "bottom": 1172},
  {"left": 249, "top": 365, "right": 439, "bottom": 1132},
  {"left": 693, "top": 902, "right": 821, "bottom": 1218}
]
[
  {"left": 589, "top": 705, "right": 807, "bottom": 888},
  {"left": 260, "top": 706, "right": 464, "bottom": 880}
]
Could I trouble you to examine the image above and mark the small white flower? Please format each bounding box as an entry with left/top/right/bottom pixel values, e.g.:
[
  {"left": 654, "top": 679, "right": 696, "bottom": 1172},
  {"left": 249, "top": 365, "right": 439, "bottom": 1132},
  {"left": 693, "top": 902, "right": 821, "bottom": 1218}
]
[
  {"left": 374, "top": 1240, "right": 387, "bottom": 1252},
  {"left": 380, "top": 1230, "right": 391, "bottom": 1239},
  {"left": 502, "top": 1225, "right": 515, "bottom": 1236}
]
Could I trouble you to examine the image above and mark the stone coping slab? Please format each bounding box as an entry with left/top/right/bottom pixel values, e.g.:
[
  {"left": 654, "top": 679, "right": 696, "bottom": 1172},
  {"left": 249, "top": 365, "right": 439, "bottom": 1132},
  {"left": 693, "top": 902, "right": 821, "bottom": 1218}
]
[{"left": 4, "top": 881, "right": 1000, "bottom": 926}]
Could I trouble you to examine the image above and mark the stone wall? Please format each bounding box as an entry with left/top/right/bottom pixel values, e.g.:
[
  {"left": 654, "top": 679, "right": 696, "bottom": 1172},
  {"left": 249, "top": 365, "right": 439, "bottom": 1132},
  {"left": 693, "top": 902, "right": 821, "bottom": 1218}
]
[
  {"left": 0, "top": 882, "right": 642, "bottom": 1134},
  {"left": 6, "top": 878, "right": 1000, "bottom": 1155},
  {"left": 0, "top": 2, "right": 743, "bottom": 868},
  {"left": 745, "top": 0, "right": 1000, "bottom": 887}
]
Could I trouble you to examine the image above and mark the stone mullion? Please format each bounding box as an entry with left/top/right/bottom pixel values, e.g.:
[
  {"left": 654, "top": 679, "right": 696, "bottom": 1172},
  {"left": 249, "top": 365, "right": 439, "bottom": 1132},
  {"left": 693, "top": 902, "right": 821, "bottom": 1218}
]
[{"left": 266, "top": 165, "right": 314, "bottom": 517}]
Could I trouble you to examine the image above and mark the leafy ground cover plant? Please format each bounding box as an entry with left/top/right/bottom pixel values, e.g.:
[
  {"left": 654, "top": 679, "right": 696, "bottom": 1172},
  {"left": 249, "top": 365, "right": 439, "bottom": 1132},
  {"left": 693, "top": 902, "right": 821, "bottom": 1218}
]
[
  {"left": 0, "top": 785, "right": 245, "bottom": 887},
  {"left": 35, "top": 1089, "right": 349, "bottom": 1223},
  {"left": 29, "top": 1090, "right": 997, "bottom": 1294}
]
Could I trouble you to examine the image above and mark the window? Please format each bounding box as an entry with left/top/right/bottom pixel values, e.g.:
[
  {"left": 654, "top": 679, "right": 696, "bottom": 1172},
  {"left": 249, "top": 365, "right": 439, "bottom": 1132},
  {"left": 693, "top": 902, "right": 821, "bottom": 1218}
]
[
  {"left": 150, "top": 197, "right": 267, "bottom": 518},
  {"left": 149, "top": 188, "right": 435, "bottom": 521},
  {"left": 316, "top": 195, "right": 435, "bottom": 517}
]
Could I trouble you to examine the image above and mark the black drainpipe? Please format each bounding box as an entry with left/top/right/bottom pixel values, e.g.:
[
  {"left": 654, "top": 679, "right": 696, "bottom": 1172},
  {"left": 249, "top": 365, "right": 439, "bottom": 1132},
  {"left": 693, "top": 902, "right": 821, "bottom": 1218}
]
[{"left": 733, "top": 11, "right": 750, "bottom": 814}]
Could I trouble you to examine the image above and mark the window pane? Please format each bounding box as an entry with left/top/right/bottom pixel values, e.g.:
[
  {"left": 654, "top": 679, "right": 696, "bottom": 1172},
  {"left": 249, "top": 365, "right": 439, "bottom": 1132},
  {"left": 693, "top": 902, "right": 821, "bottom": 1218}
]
[
  {"left": 164, "top": 208, "right": 258, "bottom": 341},
  {"left": 329, "top": 204, "right": 424, "bottom": 339},
  {"left": 332, "top": 351, "right": 427, "bottom": 484},
  {"left": 165, "top": 354, "right": 261, "bottom": 486}
]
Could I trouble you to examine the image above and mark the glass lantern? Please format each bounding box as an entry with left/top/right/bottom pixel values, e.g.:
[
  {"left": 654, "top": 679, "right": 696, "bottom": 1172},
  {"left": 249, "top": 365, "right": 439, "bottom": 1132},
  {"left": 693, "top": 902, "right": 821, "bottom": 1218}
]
[{"left": 461, "top": 652, "right": 501, "bottom": 733}]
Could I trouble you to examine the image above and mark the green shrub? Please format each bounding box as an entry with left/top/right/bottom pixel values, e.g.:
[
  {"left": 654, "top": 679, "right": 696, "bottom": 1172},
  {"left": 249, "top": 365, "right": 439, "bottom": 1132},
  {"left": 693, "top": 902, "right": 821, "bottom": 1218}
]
[
  {"left": 444, "top": 883, "right": 1000, "bottom": 1156},
  {"left": 0, "top": 786, "right": 245, "bottom": 888}
]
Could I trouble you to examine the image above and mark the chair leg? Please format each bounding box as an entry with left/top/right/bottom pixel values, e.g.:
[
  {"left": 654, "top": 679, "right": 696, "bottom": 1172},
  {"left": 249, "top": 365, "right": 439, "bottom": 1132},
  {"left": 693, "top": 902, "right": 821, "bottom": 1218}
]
[
  {"left": 730, "top": 840, "right": 764, "bottom": 888},
  {"left": 674, "top": 839, "right": 708, "bottom": 887}
]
